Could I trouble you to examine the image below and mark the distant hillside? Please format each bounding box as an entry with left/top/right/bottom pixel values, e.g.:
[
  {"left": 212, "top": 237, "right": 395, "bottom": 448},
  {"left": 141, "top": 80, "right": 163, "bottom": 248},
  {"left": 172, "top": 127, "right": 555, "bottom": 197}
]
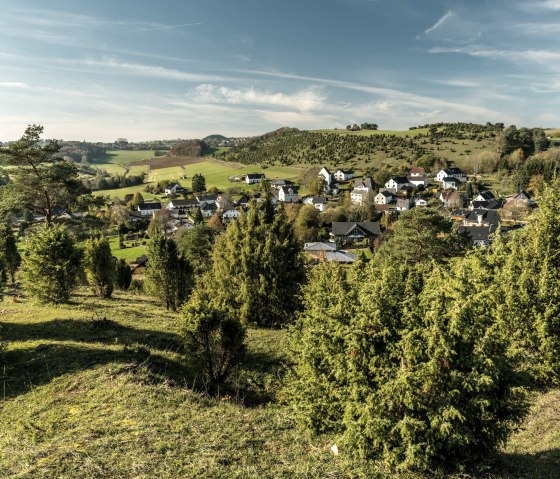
[{"left": 170, "top": 139, "right": 209, "bottom": 157}]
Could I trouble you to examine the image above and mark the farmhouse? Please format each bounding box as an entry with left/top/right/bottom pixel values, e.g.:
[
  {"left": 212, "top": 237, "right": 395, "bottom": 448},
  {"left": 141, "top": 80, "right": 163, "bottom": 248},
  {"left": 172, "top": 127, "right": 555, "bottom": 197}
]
[
  {"left": 409, "top": 166, "right": 425, "bottom": 178},
  {"left": 436, "top": 167, "right": 467, "bottom": 182},
  {"left": 334, "top": 169, "right": 355, "bottom": 182},
  {"left": 164, "top": 183, "right": 185, "bottom": 195},
  {"left": 351, "top": 177, "right": 375, "bottom": 205},
  {"left": 330, "top": 221, "right": 381, "bottom": 244},
  {"left": 374, "top": 190, "right": 393, "bottom": 205},
  {"left": 245, "top": 173, "right": 265, "bottom": 184},
  {"left": 269, "top": 179, "right": 295, "bottom": 190},
  {"left": 303, "top": 196, "right": 328, "bottom": 212},
  {"left": 385, "top": 176, "right": 412, "bottom": 193},
  {"left": 137, "top": 202, "right": 162, "bottom": 216},
  {"left": 278, "top": 186, "right": 299, "bottom": 203}
]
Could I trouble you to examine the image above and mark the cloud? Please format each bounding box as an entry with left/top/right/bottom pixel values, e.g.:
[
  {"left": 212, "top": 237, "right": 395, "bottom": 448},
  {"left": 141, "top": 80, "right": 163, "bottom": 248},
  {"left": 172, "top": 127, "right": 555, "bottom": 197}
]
[
  {"left": 431, "top": 79, "right": 481, "bottom": 88},
  {"left": 517, "top": 0, "right": 560, "bottom": 11},
  {"left": 0, "top": 82, "right": 29, "bottom": 89},
  {"left": 429, "top": 45, "right": 560, "bottom": 65},
  {"left": 193, "top": 84, "right": 326, "bottom": 111},
  {"left": 424, "top": 11, "right": 455, "bottom": 35},
  {"left": 132, "top": 22, "right": 204, "bottom": 33}
]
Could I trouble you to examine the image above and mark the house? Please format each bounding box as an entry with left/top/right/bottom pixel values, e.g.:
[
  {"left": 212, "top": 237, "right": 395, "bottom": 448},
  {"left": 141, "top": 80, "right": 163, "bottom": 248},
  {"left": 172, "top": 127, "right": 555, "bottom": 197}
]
[
  {"left": 374, "top": 190, "right": 393, "bottom": 205},
  {"left": 441, "top": 191, "right": 467, "bottom": 209},
  {"left": 353, "top": 177, "right": 374, "bottom": 191},
  {"left": 450, "top": 209, "right": 470, "bottom": 221},
  {"left": 409, "top": 166, "right": 426, "bottom": 178},
  {"left": 504, "top": 191, "right": 536, "bottom": 208},
  {"left": 278, "top": 185, "right": 299, "bottom": 203},
  {"left": 470, "top": 199, "right": 503, "bottom": 210},
  {"left": 222, "top": 208, "right": 241, "bottom": 223},
  {"left": 137, "top": 202, "right": 162, "bottom": 216},
  {"left": 245, "top": 173, "right": 265, "bottom": 184},
  {"left": 164, "top": 183, "right": 185, "bottom": 195},
  {"left": 199, "top": 202, "right": 217, "bottom": 218},
  {"left": 195, "top": 194, "right": 218, "bottom": 205},
  {"left": 303, "top": 242, "right": 356, "bottom": 264},
  {"left": 269, "top": 179, "right": 295, "bottom": 190},
  {"left": 235, "top": 194, "right": 252, "bottom": 208},
  {"left": 442, "top": 177, "right": 463, "bottom": 190},
  {"left": 385, "top": 176, "right": 413, "bottom": 193},
  {"left": 216, "top": 194, "right": 233, "bottom": 211},
  {"left": 463, "top": 209, "right": 501, "bottom": 228},
  {"left": 408, "top": 173, "right": 428, "bottom": 187},
  {"left": 396, "top": 198, "right": 411, "bottom": 211},
  {"left": 166, "top": 198, "right": 199, "bottom": 217},
  {"left": 330, "top": 221, "right": 381, "bottom": 244},
  {"left": 318, "top": 167, "right": 333, "bottom": 186},
  {"left": 351, "top": 177, "right": 375, "bottom": 205},
  {"left": 303, "top": 196, "right": 328, "bottom": 212},
  {"left": 458, "top": 224, "right": 499, "bottom": 247},
  {"left": 474, "top": 191, "right": 495, "bottom": 202},
  {"left": 334, "top": 169, "right": 355, "bottom": 182},
  {"left": 415, "top": 198, "right": 429, "bottom": 207},
  {"left": 436, "top": 167, "right": 467, "bottom": 182}
]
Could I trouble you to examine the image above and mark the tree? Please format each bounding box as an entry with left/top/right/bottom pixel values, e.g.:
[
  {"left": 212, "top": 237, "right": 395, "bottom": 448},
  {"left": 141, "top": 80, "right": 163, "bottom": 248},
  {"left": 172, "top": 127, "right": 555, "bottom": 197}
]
[
  {"left": 145, "top": 229, "right": 191, "bottom": 311},
  {"left": 83, "top": 236, "right": 116, "bottom": 298},
  {"left": 21, "top": 225, "right": 82, "bottom": 303},
  {"left": 207, "top": 213, "right": 224, "bottom": 232},
  {"left": 294, "top": 204, "right": 320, "bottom": 242},
  {"left": 129, "top": 192, "right": 144, "bottom": 209},
  {"left": 115, "top": 258, "right": 132, "bottom": 291},
  {"left": 375, "top": 208, "right": 469, "bottom": 266},
  {"left": 192, "top": 173, "right": 206, "bottom": 193},
  {"left": 193, "top": 207, "right": 204, "bottom": 224},
  {"left": 0, "top": 223, "right": 21, "bottom": 286},
  {"left": 308, "top": 176, "right": 327, "bottom": 196},
  {"left": 0, "top": 125, "right": 90, "bottom": 226},
  {"left": 147, "top": 209, "right": 174, "bottom": 237},
  {"left": 182, "top": 290, "right": 246, "bottom": 388},
  {"left": 177, "top": 223, "right": 216, "bottom": 274}
]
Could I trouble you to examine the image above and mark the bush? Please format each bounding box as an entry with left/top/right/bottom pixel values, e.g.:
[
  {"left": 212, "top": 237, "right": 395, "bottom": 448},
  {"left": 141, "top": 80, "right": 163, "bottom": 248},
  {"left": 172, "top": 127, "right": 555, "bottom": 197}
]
[
  {"left": 21, "top": 225, "right": 82, "bottom": 303},
  {"left": 182, "top": 291, "right": 246, "bottom": 387},
  {"left": 83, "top": 236, "right": 115, "bottom": 298},
  {"left": 115, "top": 259, "right": 132, "bottom": 291}
]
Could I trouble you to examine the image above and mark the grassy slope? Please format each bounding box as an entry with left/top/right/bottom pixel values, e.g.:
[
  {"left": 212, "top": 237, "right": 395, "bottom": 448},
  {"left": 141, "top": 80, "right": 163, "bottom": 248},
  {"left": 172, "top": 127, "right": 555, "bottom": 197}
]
[
  {"left": 108, "top": 235, "right": 148, "bottom": 261},
  {"left": 1, "top": 292, "right": 559, "bottom": 478}
]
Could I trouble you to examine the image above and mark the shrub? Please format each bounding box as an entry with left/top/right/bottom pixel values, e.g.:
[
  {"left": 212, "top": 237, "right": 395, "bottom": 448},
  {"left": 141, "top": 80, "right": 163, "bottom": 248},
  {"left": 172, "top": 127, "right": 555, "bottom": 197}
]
[{"left": 83, "top": 236, "right": 115, "bottom": 298}]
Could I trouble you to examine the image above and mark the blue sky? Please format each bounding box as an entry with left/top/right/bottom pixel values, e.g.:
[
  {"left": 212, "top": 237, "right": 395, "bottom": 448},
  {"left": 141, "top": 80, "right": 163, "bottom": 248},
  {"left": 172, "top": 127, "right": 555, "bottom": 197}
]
[{"left": 1, "top": 0, "right": 560, "bottom": 141}]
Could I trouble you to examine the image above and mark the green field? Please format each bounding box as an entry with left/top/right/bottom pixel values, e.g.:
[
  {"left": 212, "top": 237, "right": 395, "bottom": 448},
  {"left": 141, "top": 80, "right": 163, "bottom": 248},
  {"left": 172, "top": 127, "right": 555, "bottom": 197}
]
[
  {"left": 92, "top": 150, "right": 157, "bottom": 176},
  {"left": 108, "top": 235, "right": 148, "bottom": 261},
  {"left": 1, "top": 291, "right": 559, "bottom": 478}
]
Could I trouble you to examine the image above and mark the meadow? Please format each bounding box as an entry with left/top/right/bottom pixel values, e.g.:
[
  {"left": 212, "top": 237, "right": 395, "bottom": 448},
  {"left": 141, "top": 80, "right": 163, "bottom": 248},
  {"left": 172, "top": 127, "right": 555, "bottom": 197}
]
[{"left": 0, "top": 291, "right": 558, "bottom": 478}]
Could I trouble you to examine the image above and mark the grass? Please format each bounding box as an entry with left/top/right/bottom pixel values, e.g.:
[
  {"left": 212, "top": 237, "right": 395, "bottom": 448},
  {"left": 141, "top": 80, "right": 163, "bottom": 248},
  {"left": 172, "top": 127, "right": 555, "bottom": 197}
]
[
  {"left": 1, "top": 291, "right": 559, "bottom": 478},
  {"left": 313, "top": 128, "right": 432, "bottom": 137},
  {"left": 108, "top": 235, "right": 148, "bottom": 261}
]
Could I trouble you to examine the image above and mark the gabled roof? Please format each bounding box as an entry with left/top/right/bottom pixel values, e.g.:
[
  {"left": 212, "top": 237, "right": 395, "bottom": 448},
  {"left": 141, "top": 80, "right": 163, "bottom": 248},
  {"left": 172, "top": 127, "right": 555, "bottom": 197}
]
[
  {"left": 410, "top": 166, "right": 425, "bottom": 175},
  {"left": 279, "top": 185, "right": 299, "bottom": 194},
  {"left": 304, "top": 242, "right": 337, "bottom": 252},
  {"left": 471, "top": 199, "right": 503, "bottom": 210},
  {"left": 270, "top": 179, "right": 294, "bottom": 186},
  {"left": 166, "top": 182, "right": 181, "bottom": 189},
  {"left": 390, "top": 176, "right": 411, "bottom": 184},
  {"left": 377, "top": 190, "right": 393, "bottom": 198},
  {"left": 396, "top": 198, "right": 410, "bottom": 206},
  {"left": 331, "top": 221, "right": 381, "bottom": 237},
  {"left": 458, "top": 224, "right": 498, "bottom": 242},
  {"left": 305, "top": 196, "right": 327, "bottom": 204},
  {"left": 442, "top": 167, "right": 465, "bottom": 175},
  {"left": 465, "top": 209, "right": 501, "bottom": 226},
  {"left": 199, "top": 202, "right": 217, "bottom": 211},
  {"left": 511, "top": 191, "right": 532, "bottom": 201},
  {"left": 477, "top": 191, "right": 495, "bottom": 201},
  {"left": 324, "top": 251, "right": 357, "bottom": 263},
  {"left": 246, "top": 173, "right": 264, "bottom": 179},
  {"left": 196, "top": 194, "right": 218, "bottom": 202},
  {"left": 336, "top": 168, "right": 354, "bottom": 174},
  {"left": 138, "top": 202, "right": 162, "bottom": 211},
  {"left": 169, "top": 199, "right": 198, "bottom": 207},
  {"left": 354, "top": 177, "right": 374, "bottom": 189}
]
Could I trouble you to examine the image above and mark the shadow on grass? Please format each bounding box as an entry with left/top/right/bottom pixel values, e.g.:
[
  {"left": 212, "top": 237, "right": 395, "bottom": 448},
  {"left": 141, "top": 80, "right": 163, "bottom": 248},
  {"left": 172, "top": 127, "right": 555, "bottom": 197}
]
[
  {"left": 0, "top": 319, "right": 183, "bottom": 353},
  {"left": 486, "top": 449, "right": 560, "bottom": 479}
]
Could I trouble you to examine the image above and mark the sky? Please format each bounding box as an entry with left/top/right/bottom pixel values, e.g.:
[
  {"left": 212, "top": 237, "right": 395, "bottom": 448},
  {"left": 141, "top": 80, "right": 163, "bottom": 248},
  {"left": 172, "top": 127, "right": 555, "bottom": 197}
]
[{"left": 1, "top": 0, "right": 560, "bottom": 141}]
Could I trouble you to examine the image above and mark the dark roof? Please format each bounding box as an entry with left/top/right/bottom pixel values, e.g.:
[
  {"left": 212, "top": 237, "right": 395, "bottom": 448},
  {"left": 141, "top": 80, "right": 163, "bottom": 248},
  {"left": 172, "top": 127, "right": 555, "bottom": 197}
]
[
  {"left": 331, "top": 221, "right": 381, "bottom": 237},
  {"left": 279, "top": 185, "right": 299, "bottom": 194},
  {"left": 465, "top": 209, "right": 501, "bottom": 226},
  {"left": 169, "top": 199, "right": 198, "bottom": 207},
  {"left": 443, "top": 177, "right": 460, "bottom": 183},
  {"left": 308, "top": 196, "right": 327, "bottom": 204},
  {"left": 391, "top": 176, "right": 411, "bottom": 184},
  {"left": 270, "top": 179, "right": 294, "bottom": 186},
  {"left": 450, "top": 209, "right": 470, "bottom": 218},
  {"left": 246, "top": 173, "right": 264, "bottom": 179},
  {"left": 512, "top": 191, "right": 532, "bottom": 201},
  {"left": 235, "top": 194, "right": 252, "bottom": 205},
  {"left": 196, "top": 194, "right": 217, "bottom": 202},
  {"left": 377, "top": 190, "right": 393, "bottom": 198},
  {"left": 458, "top": 225, "right": 499, "bottom": 242},
  {"left": 166, "top": 182, "right": 181, "bottom": 189},
  {"left": 477, "top": 191, "right": 495, "bottom": 201},
  {"left": 336, "top": 169, "right": 354, "bottom": 174},
  {"left": 443, "top": 167, "right": 465, "bottom": 175},
  {"left": 471, "top": 199, "right": 503, "bottom": 210},
  {"left": 200, "top": 202, "right": 217, "bottom": 211},
  {"left": 138, "top": 202, "right": 162, "bottom": 211}
]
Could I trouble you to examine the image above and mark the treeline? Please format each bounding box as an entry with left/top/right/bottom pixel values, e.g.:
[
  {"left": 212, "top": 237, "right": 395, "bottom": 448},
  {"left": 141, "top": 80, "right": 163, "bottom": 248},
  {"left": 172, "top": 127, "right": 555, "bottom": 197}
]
[
  {"left": 225, "top": 130, "right": 428, "bottom": 166},
  {"left": 87, "top": 172, "right": 146, "bottom": 191},
  {"left": 410, "top": 121, "right": 504, "bottom": 133},
  {"left": 59, "top": 141, "right": 107, "bottom": 164}
]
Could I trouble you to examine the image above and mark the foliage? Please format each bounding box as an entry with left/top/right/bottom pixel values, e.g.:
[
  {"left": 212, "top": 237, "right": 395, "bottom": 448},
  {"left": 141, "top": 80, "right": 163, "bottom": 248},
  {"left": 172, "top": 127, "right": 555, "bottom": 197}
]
[
  {"left": 208, "top": 201, "right": 305, "bottom": 327},
  {"left": 374, "top": 208, "right": 470, "bottom": 266},
  {"left": 289, "top": 259, "right": 528, "bottom": 471},
  {"left": 115, "top": 258, "right": 132, "bottom": 290},
  {"left": 83, "top": 236, "right": 116, "bottom": 298},
  {"left": 21, "top": 225, "right": 82, "bottom": 303},
  {"left": 192, "top": 173, "right": 206, "bottom": 193},
  {"left": 182, "top": 290, "right": 246, "bottom": 387},
  {"left": 0, "top": 125, "right": 91, "bottom": 225},
  {"left": 145, "top": 229, "right": 191, "bottom": 311},
  {"left": 176, "top": 223, "right": 216, "bottom": 274},
  {"left": 0, "top": 223, "right": 21, "bottom": 286}
]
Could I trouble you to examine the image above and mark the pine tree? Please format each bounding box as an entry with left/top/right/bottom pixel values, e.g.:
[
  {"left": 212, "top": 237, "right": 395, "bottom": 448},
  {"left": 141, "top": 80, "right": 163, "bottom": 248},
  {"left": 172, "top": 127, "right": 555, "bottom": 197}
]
[
  {"left": 0, "top": 223, "right": 21, "bottom": 286},
  {"left": 145, "top": 229, "right": 191, "bottom": 311},
  {"left": 192, "top": 173, "right": 206, "bottom": 193},
  {"left": 193, "top": 207, "right": 204, "bottom": 224},
  {"left": 83, "top": 236, "right": 116, "bottom": 298},
  {"left": 21, "top": 225, "right": 82, "bottom": 303},
  {"left": 115, "top": 258, "right": 132, "bottom": 291}
]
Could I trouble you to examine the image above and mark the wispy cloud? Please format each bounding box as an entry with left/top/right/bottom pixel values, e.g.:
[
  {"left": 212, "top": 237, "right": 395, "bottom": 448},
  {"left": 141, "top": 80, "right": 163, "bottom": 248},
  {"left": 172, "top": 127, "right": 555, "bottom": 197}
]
[
  {"left": 193, "top": 84, "right": 326, "bottom": 111},
  {"left": 429, "top": 45, "right": 560, "bottom": 66},
  {"left": 517, "top": 0, "right": 560, "bottom": 11},
  {"left": 424, "top": 11, "right": 455, "bottom": 35},
  {"left": 132, "top": 22, "right": 204, "bottom": 33}
]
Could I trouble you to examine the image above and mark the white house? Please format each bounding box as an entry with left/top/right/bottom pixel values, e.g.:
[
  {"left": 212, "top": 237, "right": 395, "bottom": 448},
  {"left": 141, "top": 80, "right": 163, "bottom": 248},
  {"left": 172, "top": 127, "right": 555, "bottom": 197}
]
[
  {"left": 374, "top": 190, "right": 393, "bottom": 205},
  {"left": 415, "top": 198, "right": 429, "bottom": 207},
  {"left": 474, "top": 191, "right": 495, "bottom": 202},
  {"left": 245, "top": 173, "right": 264, "bottom": 184},
  {"left": 303, "top": 196, "right": 327, "bottom": 212},
  {"left": 385, "top": 176, "right": 412, "bottom": 193},
  {"left": 409, "top": 166, "right": 425, "bottom": 178},
  {"left": 137, "top": 202, "right": 162, "bottom": 216},
  {"left": 408, "top": 175, "right": 428, "bottom": 187},
  {"left": 199, "top": 202, "right": 217, "bottom": 218},
  {"left": 222, "top": 208, "right": 240, "bottom": 223},
  {"left": 442, "top": 177, "right": 461, "bottom": 190},
  {"left": 164, "top": 183, "right": 185, "bottom": 195},
  {"left": 436, "top": 167, "right": 466, "bottom": 183},
  {"left": 318, "top": 167, "right": 333, "bottom": 186},
  {"left": 278, "top": 186, "right": 299, "bottom": 203},
  {"left": 334, "top": 169, "right": 355, "bottom": 182}
]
